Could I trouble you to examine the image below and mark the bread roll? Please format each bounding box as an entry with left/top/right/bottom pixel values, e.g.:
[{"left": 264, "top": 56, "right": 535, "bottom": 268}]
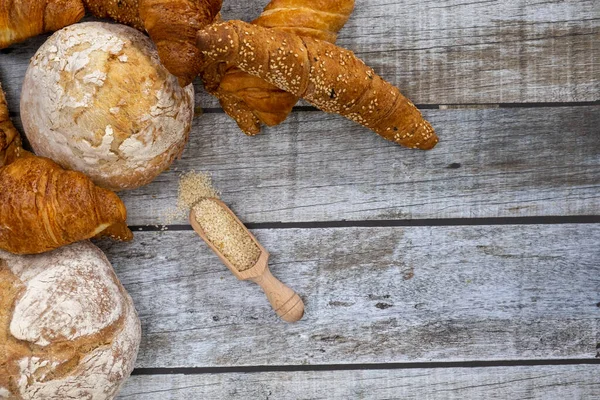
[
  {"left": 20, "top": 22, "right": 194, "bottom": 191},
  {"left": 0, "top": 241, "right": 141, "bottom": 399}
]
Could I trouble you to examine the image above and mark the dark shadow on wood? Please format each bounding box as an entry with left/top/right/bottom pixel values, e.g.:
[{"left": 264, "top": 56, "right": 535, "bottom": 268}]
[
  {"left": 9, "top": 101, "right": 600, "bottom": 118},
  {"left": 130, "top": 215, "right": 600, "bottom": 231},
  {"left": 131, "top": 358, "right": 600, "bottom": 376}
]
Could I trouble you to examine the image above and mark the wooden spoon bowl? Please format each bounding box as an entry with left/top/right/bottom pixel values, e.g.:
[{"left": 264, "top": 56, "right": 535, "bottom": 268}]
[{"left": 190, "top": 198, "right": 304, "bottom": 322}]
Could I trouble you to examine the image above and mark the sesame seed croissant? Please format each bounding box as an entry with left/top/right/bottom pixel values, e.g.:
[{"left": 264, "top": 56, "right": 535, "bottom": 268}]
[
  {"left": 197, "top": 21, "right": 438, "bottom": 149},
  {"left": 0, "top": 85, "right": 132, "bottom": 255},
  {"left": 202, "top": 0, "right": 355, "bottom": 135}
]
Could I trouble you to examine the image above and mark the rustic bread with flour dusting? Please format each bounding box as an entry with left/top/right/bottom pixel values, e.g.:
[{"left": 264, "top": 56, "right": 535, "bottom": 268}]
[
  {"left": 20, "top": 22, "right": 194, "bottom": 191},
  {"left": 0, "top": 241, "right": 141, "bottom": 400}
]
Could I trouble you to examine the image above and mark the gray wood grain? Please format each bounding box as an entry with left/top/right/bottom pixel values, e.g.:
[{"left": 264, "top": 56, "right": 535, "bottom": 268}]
[
  {"left": 96, "top": 223, "right": 600, "bottom": 368},
  {"left": 1, "top": 0, "right": 597, "bottom": 110},
  {"left": 117, "top": 365, "right": 600, "bottom": 399},
  {"left": 115, "top": 107, "right": 599, "bottom": 225}
]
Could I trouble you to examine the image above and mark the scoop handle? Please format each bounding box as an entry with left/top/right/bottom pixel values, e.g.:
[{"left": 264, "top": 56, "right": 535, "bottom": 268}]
[{"left": 250, "top": 268, "right": 304, "bottom": 322}]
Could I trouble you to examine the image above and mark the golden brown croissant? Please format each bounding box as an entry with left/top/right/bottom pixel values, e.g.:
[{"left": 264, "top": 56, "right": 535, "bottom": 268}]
[
  {"left": 82, "top": 0, "right": 222, "bottom": 86},
  {"left": 0, "top": 85, "right": 132, "bottom": 254},
  {"left": 139, "top": 0, "right": 222, "bottom": 86},
  {"left": 0, "top": 156, "right": 133, "bottom": 254},
  {"left": 256, "top": 0, "right": 355, "bottom": 42},
  {"left": 0, "top": 84, "right": 23, "bottom": 166},
  {"left": 197, "top": 21, "right": 438, "bottom": 149},
  {"left": 0, "top": 0, "right": 85, "bottom": 49},
  {"left": 82, "top": 0, "right": 145, "bottom": 30},
  {"left": 202, "top": 0, "right": 355, "bottom": 135}
]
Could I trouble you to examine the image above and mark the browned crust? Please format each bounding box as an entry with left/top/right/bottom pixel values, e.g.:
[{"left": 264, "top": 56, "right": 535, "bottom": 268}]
[
  {"left": 139, "top": 0, "right": 222, "bottom": 86},
  {"left": 202, "top": 0, "right": 355, "bottom": 135},
  {"left": 197, "top": 21, "right": 438, "bottom": 149},
  {"left": 0, "top": 85, "right": 24, "bottom": 166},
  {"left": 0, "top": 245, "right": 136, "bottom": 397},
  {"left": 0, "top": 156, "right": 133, "bottom": 254},
  {"left": 0, "top": 0, "right": 84, "bottom": 49}
]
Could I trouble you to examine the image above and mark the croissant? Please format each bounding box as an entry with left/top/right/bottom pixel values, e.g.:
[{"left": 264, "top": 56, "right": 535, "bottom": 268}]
[
  {"left": 202, "top": 0, "right": 355, "bottom": 135},
  {"left": 0, "top": 85, "right": 132, "bottom": 254},
  {"left": 0, "top": 84, "right": 23, "bottom": 166},
  {"left": 0, "top": 0, "right": 85, "bottom": 49},
  {"left": 197, "top": 21, "right": 438, "bottom": 149},
  {"left": 255, "top": 0, "right": 356, "bottom": 42},
  {"left": 0, "top": 156, "right": 133, "bottom": 254},
  {"left": 139, "top": 0, "right": 222, "bottom": 86},
  {"left": 81, "top": 0, "right": 222, "bottom": 86},
  {"left": 82, "top": 0, "right": 145, "bottom": 30}
]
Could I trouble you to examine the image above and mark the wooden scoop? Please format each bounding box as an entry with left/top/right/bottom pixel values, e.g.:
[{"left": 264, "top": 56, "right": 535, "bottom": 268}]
[{"left": 190, "top": 199, "right": 304, "bottom": 322}]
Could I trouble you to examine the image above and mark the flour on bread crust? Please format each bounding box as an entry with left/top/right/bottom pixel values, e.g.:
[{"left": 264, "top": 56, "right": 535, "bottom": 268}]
[
  {"left": 0, "top": 241, "right": 141, "bottom": 400},
  {"left": 20, "top": 22, "right": 194, "bottom": 190}
]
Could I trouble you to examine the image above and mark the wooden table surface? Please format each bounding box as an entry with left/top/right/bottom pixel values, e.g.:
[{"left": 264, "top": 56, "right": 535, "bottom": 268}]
[{"left": 2, "top": 0, "right": 599, "bottom": 398}]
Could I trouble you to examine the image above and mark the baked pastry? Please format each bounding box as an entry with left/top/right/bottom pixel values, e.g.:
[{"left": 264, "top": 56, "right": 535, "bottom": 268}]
[
  {"left": 0, "top": 83, "right": 23, "bottom": 166},
  {"left": 2, "top": 0, "right": 221, "bottom": 86},
  {"left": 139, "top": 0, "right": 222, "bottom": 86},
  {"left": 20, "top": 22, "right": 195, "bottom": 191},
  {"left": 83, "top": 0, "right": 222, "bottom": 86},
  {"left": 0, "top": 241, "right": 141, "bottom": 399},
  {"left": 82, "top": 0, "right": 145, "bottom": 30},
  {"left": 0, "top": 156, "right": 133, "bottom": 254},
  {"left": 1, "top": 81, "right": 133, "bottom": 255},
  {"left": 202, "top": 0, "right": 355, "bottom": 135},
  {"left": 197, "top": 21, "right": 438, "bottom": 149},
  {"left": 0, "top": 0, "right": 85, "bottom": 48}
]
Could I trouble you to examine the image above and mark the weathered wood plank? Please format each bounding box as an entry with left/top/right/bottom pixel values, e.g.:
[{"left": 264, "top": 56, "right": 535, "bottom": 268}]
[
  {"left": 116, "top": 107, "right": 598, "bottom": 225},
  {"left": 341, "top": 0, "right": 599, "bottom": 104},
  {"left": 118, "top": 365, "right": 600, "bottom": 400},
  {"left": 96, "top": 224, "right": 600, "bottom": 368},
  {"left": 1, "top": 0, "right": 597, "bottom": 109},
  {"left": 2, "top": 45, "right": 598, "bottom": 225}
]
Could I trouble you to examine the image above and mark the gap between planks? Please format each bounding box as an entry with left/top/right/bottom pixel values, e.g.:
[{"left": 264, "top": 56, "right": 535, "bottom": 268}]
[
  {"left": 118, "top": 364, "right": 600, "bottom": 400},
  {"left": 96, "top": 224, "right": 600, "bottom": 368},
  {"left": 130, "top": 358, "right": 600, "bottom": 376},
  {"left": 8, "top": 101, "right": 600, "bottom": 119},
  {"left": 130, "top": 215, "right": 600, "bottom": 232}
]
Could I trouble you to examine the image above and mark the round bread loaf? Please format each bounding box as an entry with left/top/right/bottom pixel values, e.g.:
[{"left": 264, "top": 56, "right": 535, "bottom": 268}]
[
  {"left": 0, "top": 241, "right": 141, "bottom": 399},
  {"left": 20, "top": 22, "right": 194, "bottom": 191}
]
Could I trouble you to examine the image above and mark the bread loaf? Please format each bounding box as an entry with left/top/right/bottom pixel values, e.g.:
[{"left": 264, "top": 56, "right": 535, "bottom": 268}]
[
  {"left": 20, "top": 22, "right": 194, "bottom": 191},
  {"left": 0, "top": 241, "right": 141, "bottom": 399}
]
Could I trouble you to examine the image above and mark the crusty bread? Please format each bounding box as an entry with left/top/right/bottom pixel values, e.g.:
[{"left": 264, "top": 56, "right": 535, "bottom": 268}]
[
  {"left": 20, "top": 22, "right": 194, "bottom": 191},
  {"left": 0, "top": 241, "right": 141, "bottom": 399}
]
